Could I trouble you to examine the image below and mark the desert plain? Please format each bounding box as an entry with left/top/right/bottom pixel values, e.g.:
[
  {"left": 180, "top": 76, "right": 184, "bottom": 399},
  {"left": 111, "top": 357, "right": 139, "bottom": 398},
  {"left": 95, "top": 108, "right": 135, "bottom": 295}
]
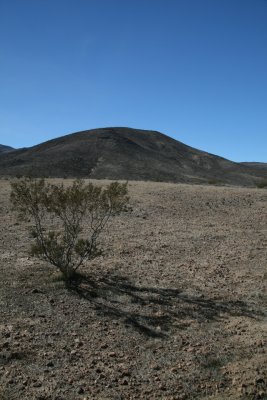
[{"left": 0, "top": 179, "right": 266, "bottom": 399}]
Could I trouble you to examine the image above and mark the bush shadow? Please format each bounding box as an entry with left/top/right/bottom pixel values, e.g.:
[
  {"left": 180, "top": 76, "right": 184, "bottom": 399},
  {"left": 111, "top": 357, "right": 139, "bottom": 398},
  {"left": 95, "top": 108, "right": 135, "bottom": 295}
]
[{"left": 68, "top": 273, "right": 264, "bottom": 339}]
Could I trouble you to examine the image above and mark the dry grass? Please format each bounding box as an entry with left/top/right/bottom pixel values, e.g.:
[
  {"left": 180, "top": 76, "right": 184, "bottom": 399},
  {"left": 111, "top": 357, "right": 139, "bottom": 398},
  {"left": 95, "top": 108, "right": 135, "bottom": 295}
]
[{"left": 0, "top": 179, "right": 266, "bottom": 399}]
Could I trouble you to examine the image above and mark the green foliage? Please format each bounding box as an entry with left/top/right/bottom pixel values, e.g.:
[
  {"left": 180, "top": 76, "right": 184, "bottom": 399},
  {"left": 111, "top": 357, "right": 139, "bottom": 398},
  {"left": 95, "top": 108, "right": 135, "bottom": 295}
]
[{"left": 10, "top": 178, "right": 129, "bottom": 280}]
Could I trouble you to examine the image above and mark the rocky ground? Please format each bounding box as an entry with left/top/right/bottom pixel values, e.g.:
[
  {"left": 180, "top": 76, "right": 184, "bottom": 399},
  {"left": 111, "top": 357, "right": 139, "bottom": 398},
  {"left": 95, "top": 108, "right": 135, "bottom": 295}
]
[{"left": 0, "top": 179, "right": 266, "bottom": 400}]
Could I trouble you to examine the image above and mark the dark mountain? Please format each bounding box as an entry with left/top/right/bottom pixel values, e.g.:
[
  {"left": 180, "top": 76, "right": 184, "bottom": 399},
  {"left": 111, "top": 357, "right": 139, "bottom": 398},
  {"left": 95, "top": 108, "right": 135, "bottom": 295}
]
[
  {"left": 0, "top": 127, "right": 266, "bottom": 186},
  {"left": 0, "top": 144, "right": 14, "bottom": 154}
]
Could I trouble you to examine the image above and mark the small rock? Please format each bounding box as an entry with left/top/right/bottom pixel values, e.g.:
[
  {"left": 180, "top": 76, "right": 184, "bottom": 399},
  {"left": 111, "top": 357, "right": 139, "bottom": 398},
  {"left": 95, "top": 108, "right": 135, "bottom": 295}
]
[
  {"left": 46, "top": 361, "right": 54, "bottom": 367},
  {"left": 151, "top": 364, "right": 160, "bottom": 371},
  {"left": 255, "top": 377, "right": 265, "bottom": 385},
  {"left": 75, "top": 339, "right": 83, "bottom": 347},
  {"left": 159, "top": 384, "right": 166, "bottom": 390},
  {"left": 77, "top": 387, "right": 84, "bottom": 394},
  {"left": 186, "top": 346, "right": 194, "bottom": 352},
  {"left": 31, "top": 288, "right": 41, "bottom": 294},
  {"left": 121, "top": 369, "right": 131, "bottom": 377},
  {"left": 32, "top": 382, "right": 42, "bottom": 388}
]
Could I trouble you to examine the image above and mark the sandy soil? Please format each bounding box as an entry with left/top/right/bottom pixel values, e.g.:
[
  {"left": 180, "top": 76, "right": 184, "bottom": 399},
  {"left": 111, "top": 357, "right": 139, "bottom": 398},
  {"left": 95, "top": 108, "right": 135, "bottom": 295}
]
[{"left": 0, "top": 179, "right": 266, "bottom": 400}]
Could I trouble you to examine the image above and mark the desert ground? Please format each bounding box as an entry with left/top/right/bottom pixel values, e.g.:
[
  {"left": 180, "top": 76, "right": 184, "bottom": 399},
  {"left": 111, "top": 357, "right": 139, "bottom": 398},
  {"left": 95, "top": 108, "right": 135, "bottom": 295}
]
[{"left": 0, "top": 179, "right": 266, "bottom": 400}]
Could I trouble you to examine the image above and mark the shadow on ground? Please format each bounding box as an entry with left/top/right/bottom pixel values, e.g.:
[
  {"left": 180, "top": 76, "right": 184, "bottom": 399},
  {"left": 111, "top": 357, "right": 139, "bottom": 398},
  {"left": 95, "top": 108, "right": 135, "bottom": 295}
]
[{"left": 68, "top": 273, "right": 263, "bottom": 339}]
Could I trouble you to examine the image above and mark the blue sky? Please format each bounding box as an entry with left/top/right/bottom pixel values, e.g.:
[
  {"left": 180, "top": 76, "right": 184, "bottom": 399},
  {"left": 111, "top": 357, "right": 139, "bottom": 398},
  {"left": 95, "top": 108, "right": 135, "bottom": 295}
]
[{"left": 0, "top": 0, "right": 266, "bottom": 161}]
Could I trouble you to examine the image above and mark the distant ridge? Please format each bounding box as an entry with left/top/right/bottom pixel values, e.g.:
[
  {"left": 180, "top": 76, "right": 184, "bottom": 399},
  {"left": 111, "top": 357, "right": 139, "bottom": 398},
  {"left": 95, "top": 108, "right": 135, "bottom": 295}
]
[{"left": 0, "top": 127, "right": 266, "bottom": 186}]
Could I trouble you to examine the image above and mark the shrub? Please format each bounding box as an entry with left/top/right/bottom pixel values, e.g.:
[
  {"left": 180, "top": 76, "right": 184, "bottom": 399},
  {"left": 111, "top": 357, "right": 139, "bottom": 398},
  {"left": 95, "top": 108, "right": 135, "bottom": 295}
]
[
  {"left": 10, "top": 178, "right": 129, "bottom": 281},
  {"left": 256, "top": 181, "right": 267, "bottom": 189},
  {"left": 207, "top": 179, "right": 224, "bottom": 186}
]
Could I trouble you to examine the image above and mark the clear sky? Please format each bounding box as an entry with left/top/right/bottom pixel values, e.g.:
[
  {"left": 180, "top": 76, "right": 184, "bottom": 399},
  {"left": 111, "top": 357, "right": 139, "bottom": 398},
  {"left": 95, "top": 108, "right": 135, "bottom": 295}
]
[{"left": 0, "top": 0, "right": 266, "bottom": 162}]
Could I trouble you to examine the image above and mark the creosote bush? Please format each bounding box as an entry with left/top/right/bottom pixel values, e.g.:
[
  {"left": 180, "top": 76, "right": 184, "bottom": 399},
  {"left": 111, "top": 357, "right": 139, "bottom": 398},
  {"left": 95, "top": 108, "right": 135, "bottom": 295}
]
[
  {"left": 256, "top": 180, "right": 267, "bottom": 189},
  {"left": 10, "top": 178, "right": 129, "bottom": 281}
]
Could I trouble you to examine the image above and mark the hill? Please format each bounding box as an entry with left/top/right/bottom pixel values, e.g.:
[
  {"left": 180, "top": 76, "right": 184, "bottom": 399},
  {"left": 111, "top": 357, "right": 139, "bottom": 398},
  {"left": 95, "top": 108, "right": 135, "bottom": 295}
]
[
  {"left": 0, "top": 127, "right": 266, "bottom": 185},
  {"left": 0, "top": 144, "right": 14, "bottom": 154},
  {"left": 241, "top": 162, "right": 267, "bottom": 170}
]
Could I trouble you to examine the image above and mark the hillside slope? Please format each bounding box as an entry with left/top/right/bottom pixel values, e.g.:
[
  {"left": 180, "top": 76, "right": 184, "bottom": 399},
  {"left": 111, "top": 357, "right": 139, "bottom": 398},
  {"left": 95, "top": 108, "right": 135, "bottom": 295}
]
[
  {"left": 0, "top": 144, "right": 14, "bottom": 154},
  {"left": 0, "top": 127, "right": 266, "bottom": 185}
]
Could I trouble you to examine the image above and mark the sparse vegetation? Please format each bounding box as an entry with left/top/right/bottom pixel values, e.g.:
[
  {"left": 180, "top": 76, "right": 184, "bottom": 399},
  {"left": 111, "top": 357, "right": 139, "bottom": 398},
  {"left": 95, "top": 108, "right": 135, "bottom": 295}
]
[
  {"left": 256, "top": 180, "right": 267, "bottom": 189},
  {"left": 10, "top": 178, "right": 129, "bottom": 281},
  {"left": 207, "top": 179, "right": 224, "bottom": 186},
  {"left": 1, "top": 180, "right": 266, "bottom": 399}
]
